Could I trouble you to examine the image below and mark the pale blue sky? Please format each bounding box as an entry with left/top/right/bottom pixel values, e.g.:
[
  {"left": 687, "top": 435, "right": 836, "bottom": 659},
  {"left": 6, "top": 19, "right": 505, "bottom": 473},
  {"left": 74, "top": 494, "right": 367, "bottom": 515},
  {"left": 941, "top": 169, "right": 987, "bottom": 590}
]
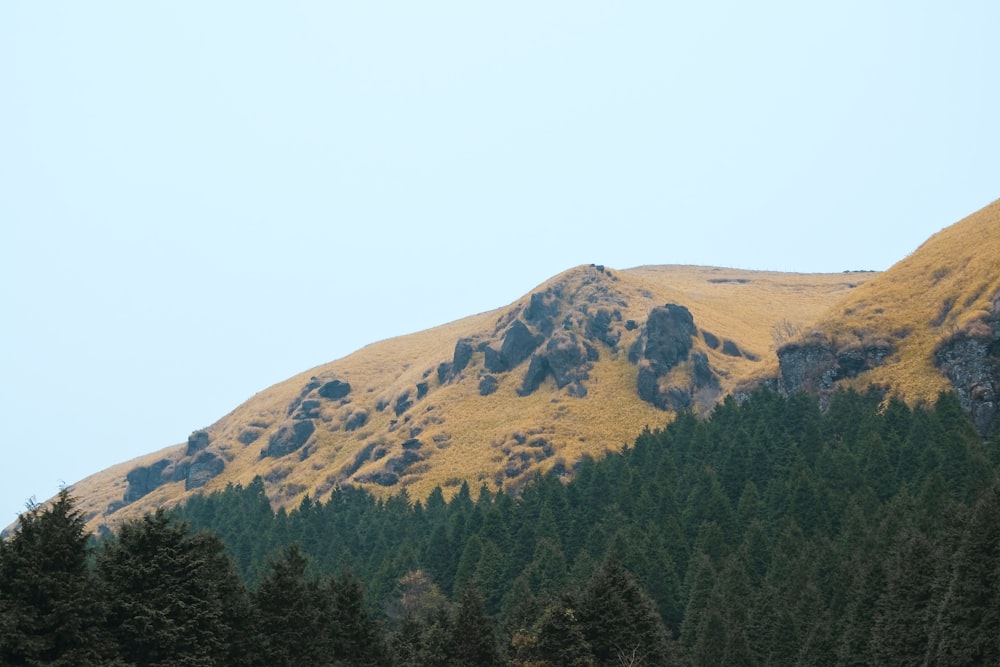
[{"left": 2, "top": 2, "right": 998, "bottom": 523}]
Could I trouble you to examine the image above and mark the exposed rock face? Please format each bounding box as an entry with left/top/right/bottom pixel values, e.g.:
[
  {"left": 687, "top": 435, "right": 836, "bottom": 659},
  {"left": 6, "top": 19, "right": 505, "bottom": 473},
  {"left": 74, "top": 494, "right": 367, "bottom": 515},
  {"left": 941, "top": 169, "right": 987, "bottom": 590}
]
[
  {"left": 238, "top": 427, "right": 263, "bottom": 445},
  {"left": 525, "top": 291, "right": 560, "bottom": 335},
  {"left": 452, "top": 339, "right": 474, "bottom": 375},
  {"left": 479, "top": 374, "right": 499, "bottom": 396},
  {"left": 184, "top": 451, "right": 224, "bottom": 490},
  {"left": 318, "top": 380, "right": 351, "bottom": 400},
  {"left": 518, "top": 331, "right": 594, "bottom": 397},
  {"left": 263, "top": 419, "right": 315, "bottom": 458},
  {"left": 628, "top": 304, "right": 721, "bottom": 410},
  {"left": 632, "top": 304, "right": 697, "bottom": 370},
  {"left": 486, "top": 320, "right": 544, "bottom": 373},
  {"left": 185, "top": 430, "right": 210, "bottom": 456},
  {"left": 935, "top": 306, "right": 1000, "bottom": 436},
  {"left": 777, "top": 337, "right": 893, "bottom": 396},
  {"left": 294, "top": 399, "right": 322, "bottom": 419},
  {"left": 124, "top": 460, "right": 171, "bottom": 503},
  {"left": 124, "top": 430, "right": 228, "bottom": 503},
  {"left": 344, "top": 409, "right": 369, "bottom": 431},
  {"left": 585, "top": 308, "right": 620, "bottom": 350}
]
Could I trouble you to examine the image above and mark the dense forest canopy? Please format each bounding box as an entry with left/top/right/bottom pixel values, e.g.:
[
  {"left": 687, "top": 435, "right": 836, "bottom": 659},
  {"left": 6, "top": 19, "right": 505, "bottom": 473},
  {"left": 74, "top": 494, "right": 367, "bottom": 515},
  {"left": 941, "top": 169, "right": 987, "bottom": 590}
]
[{"left": 3, "top": 387, "right": 999, "bottom": 665}]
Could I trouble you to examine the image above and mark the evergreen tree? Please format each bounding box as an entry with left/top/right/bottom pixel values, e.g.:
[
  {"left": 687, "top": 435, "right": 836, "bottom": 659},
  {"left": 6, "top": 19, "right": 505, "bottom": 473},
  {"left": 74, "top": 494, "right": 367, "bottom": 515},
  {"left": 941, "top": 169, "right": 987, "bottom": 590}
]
[
  {"left": 98, "top": 509, "right": 252, "bottom": 666},
  {"left": 0, "top": 490, "right": 111, "bottom": 666},
  {"left": 579, "top": 557, "right": 675, "bottom": 666},
  {"left": 450, "top": 584, "right": 503, "bottom": 666},
  {"left": 925, "top": 482, "right": 1000, "bottom": 664},
  {"left": 510, "top": 590, "right": 594, "bottom": 667}
]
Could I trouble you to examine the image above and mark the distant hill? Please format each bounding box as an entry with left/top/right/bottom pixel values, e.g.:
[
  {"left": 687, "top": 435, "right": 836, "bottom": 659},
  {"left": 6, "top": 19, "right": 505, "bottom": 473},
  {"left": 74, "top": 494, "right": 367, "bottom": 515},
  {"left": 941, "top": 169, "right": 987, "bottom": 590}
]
[{"left": 62, "top": 199, "right": 999, "bottom": 533}]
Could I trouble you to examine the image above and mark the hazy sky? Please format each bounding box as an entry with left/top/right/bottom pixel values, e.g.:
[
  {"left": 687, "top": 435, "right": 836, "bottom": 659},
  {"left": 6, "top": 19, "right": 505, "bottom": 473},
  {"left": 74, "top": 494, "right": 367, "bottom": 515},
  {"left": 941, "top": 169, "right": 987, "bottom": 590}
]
[{"left": 2, "top": 2, "right": 998, "bottom": 523}]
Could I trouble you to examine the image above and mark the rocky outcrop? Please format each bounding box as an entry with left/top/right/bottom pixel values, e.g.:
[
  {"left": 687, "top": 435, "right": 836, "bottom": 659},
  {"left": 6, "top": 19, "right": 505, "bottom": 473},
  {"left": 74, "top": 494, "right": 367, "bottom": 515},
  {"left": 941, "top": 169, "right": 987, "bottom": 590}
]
[
  {"left": 263, "top": 419, "right": 315, "bottom": 458},
  {"left": 318, "top": 380, "right": 351, "bottom": 401},
  {"left": 935, "top": 306, "right": 1000, "bottom": 436},
  {"left": 479, "top": 374, "right": 499, "bottom": 396},
  {"left": 124, "top": 429, "right": 228, "bottom": 502},
  {"left": 630, "top": 304, "right": 718, "bottom": 410},
  {"left": 452, "top": 339, "right": 474, "bottom": 375},
  {"left": 485, "top": 320, "right": 544, "bottom": 373},
  {"left": 777, "top": 336, "right": 893, "bottom": 396},
  {"left": 585, "top": 308, "right": 621, "bottom": 350},
  {"left": 343, "top": 409, "right": 369, "bottom": 431},
  {"left": 518, "top": 331, "right": 595, "bottom": 397},
  {"left": 124, "top": 459, "right": 171, "bottom": 503},
  {"left": 631, "top": 304, "right": 697, "bottom": 370},
  {"left": 183, "top": 451, "right": 224, "bottom": 490},
  {"left": 185, "top": 430, "right": 210, "bottom": 456}
]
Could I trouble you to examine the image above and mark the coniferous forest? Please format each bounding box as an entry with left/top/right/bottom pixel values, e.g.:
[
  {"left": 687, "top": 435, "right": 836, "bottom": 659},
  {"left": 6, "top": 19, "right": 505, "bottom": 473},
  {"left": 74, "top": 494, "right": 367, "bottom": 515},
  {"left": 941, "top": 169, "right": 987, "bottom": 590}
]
[{"left": 3, "top": 388, "right": 1000, "bottom": 665}]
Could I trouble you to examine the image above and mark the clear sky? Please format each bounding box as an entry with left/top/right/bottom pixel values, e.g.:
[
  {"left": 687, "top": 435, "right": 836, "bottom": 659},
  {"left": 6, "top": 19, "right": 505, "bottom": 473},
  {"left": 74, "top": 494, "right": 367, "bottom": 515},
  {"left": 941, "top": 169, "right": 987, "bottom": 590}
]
[{"left": 2, "top": 2, "right": 998, "bottom": 524}]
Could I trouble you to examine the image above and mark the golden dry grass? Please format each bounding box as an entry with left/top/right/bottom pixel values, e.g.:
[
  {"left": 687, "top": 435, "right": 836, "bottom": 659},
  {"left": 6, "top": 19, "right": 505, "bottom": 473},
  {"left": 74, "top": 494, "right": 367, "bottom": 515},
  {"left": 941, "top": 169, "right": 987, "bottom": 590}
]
[
  {"left": 67, "top": 263, "right": 876, "bottom": 532},
  {"left": 808, "top": 198, "right": 1000, "bottom": 405}
]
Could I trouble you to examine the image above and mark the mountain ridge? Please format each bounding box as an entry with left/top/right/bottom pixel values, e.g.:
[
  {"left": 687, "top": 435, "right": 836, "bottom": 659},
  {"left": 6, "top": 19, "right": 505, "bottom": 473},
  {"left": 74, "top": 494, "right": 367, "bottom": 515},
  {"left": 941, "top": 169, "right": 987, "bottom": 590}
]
[{"left": 58, "top": 198, "right": 1000, "bottom": 534}]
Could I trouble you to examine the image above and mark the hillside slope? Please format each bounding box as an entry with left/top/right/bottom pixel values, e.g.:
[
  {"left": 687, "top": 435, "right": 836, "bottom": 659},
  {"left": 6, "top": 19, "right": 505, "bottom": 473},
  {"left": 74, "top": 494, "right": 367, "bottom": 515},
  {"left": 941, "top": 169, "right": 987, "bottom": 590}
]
[
  {"left": 768, "top": 198, "right": 1000, "bottom": 433},
  {"left": 62, "top": 198, "right": 1000, "bottom": 533},
  {"left": 68, "top": 264, "right": 871, "bottom": 532}
]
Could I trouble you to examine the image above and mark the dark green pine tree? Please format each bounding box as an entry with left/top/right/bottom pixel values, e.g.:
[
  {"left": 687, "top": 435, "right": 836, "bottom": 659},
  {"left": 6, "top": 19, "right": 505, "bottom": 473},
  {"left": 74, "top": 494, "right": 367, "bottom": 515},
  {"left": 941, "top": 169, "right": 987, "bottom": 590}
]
[
  {"left": 450, "top": 584, "right": 503, "bottom": 667},
  {"left": 868, "top": 525, "right": 940, "bottom": 666},
  {"left": 325, "top": 569, "right": 387, "bottom": 666},
  {"left": 579, "top": 557, "right": 678, "bottom": 666},
  {"left": 925, "top": 482, "right": 1000, "bottom": 665},
  {"left": 252, "top": 543, "right": 331, "bottom": 667},
  {"left": 511, "top": 593, "right": 593, "bottom": 667},
  {"left": 0, "top": 490, "right": 112, "bottom": 666},
  {"left": 98, "top": 509, "right": 253, "bottom": 666}
]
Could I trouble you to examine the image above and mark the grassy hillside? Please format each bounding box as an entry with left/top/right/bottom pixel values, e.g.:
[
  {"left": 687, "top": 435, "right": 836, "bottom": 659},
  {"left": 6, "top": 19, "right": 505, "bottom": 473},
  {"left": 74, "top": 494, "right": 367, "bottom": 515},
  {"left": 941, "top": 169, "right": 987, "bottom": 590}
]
[
  {"left": 66, "top": 264, "right": 872, "bottom": 533},
  {"left": 804, "top": 198, "right": 1000, "bottom": 404}
]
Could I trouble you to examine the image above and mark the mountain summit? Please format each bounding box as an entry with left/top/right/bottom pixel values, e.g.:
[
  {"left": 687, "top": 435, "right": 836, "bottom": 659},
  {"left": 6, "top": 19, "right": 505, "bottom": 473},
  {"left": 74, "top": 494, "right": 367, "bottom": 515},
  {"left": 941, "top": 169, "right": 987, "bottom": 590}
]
[{"left": 64, "top": 199, "right": 1000, "bottom": 533}]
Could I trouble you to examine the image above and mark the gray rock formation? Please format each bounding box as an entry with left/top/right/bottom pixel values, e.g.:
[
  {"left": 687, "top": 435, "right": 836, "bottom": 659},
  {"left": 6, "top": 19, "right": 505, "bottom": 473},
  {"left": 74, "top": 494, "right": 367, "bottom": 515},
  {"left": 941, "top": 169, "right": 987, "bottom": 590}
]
[
  {"left": 935, "top": 302, "right": 1000, "bottom": 436},
  {"left": 518, "top": 331, "right": 593, "bottom": 397},
  {"left": 479, "top": 374, "right": 499, "bottom": 396},
  {"left": 184, "top": 451, "right": 224, "bottom": 490},
  {"left": 185, "top": 430, "right": 210, "bottom": 456},
  {"left": 318, "top": 379, "right": 351, "bottom": 400},
  {"left": 263, "top": 419, "right": 315, "bottom": 458},
  {"left": 630, "top": 304, "right": 719, "bottom": 410},
  {"left": 124, "top": 459, "right": 170, "bottom": 503},
  {"left": 777, "top": 337, "right": 892, "bottom": 396}
]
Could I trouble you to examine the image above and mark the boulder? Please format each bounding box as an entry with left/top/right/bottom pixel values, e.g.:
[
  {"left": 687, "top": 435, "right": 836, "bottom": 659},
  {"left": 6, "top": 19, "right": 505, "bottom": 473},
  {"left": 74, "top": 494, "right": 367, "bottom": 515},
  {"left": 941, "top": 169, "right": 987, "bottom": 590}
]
[
  {"left": 479, "top": 374, "right": 500, "bottom": 396},
  {"left": 585, "top": 308, "right": 620, "bottom": 349},
  {"left": 238, "top": 427, "right": 263, "bottom": 445},
  {"left": 185, "top": 430, "right": 210, "bottom": 456},
  {"left": 631, "top": 304, "right": 718, "bottom": 410},
  {"left": 344, "top": 409, "right": 369, "bottom": 431},
  {"left": 452, "top": 338, "right": 475, "bottom": 375},
  {"left": 318, "top": 380, "right": 352, "bottom": 400},
  {"left": 124, "top": 459, "right": 171, "bottom": 503},
  {"left": 641, "top": 304, "right": 696, "bottom": 371},
  {"left": 263, "top": 419, "right": 315, "bottom": 458},
  {"left": 498, "top": 320, "right": 544, "bottom": 371},
  {"left": 184, "top": 451, "right": 224, "bottom": 490},
  {"left": 394, "top": 391, "right": 412, "bottom": 416}
]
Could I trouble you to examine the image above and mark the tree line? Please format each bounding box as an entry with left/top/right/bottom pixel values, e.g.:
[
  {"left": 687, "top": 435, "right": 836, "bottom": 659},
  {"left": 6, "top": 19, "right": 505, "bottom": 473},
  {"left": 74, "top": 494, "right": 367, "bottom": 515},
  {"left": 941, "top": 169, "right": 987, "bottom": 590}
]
[{"left": 2, "top": 387, "right": 999, "bottom": 665}]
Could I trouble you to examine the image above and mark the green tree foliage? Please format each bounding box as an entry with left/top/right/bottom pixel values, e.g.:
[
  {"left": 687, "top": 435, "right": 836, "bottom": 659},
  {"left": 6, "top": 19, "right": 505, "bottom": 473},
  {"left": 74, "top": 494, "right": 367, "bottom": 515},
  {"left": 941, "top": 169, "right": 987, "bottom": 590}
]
[
  {"left": 98, "top": 509, "right": 253, "bottom": 666},
  {"left": 0, "top": 490, "right": 110, "bottom": 666},
  {"left": 8, "top": 387, "right": 1000, "bottom": 665}
]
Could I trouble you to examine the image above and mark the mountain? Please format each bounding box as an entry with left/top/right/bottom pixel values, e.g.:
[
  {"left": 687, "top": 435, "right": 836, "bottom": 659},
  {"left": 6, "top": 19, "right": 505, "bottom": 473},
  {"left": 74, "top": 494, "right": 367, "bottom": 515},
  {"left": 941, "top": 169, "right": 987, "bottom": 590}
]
[
  {"left": 764, "top": 198, "right": 1000, "bottom": 432},
  {"left": 65, "top": 199, "right": 1000, "bottom": 533}
]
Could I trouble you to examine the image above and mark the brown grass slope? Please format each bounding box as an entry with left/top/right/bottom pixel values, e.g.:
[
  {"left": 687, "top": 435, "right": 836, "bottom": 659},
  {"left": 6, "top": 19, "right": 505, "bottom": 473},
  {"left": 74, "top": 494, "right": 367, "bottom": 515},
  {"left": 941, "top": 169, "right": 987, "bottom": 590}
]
[
  {"left": 790, "top": 198, "right": 1000, "bottom": 405},
  {"left": 65, "top": 264, "right": 872, "bottom": 533}
]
